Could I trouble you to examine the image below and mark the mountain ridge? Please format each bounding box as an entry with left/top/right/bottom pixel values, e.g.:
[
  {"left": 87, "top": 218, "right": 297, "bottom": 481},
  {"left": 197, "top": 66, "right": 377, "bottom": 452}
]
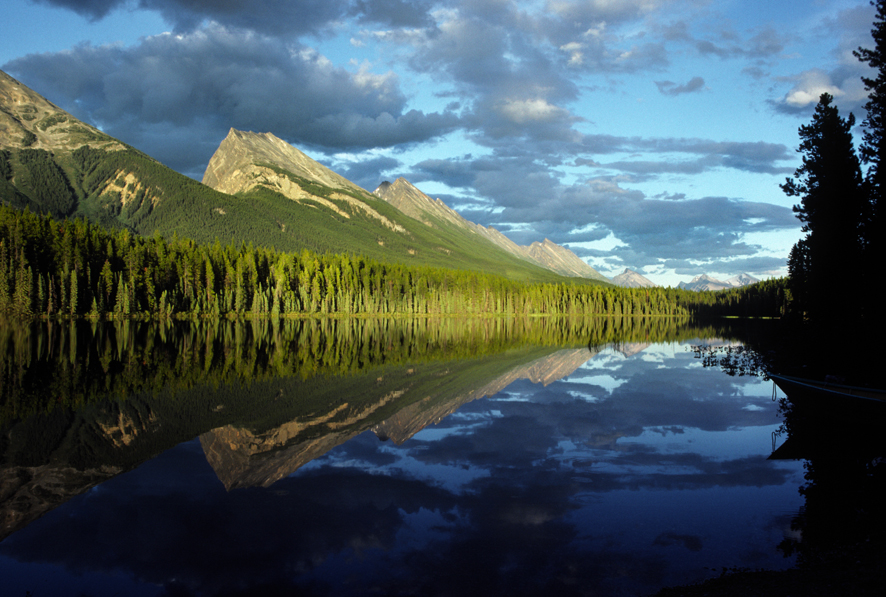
[
  {"left": 677, "top": 273, "right": 760, "bottom": 292},
  {"left": 373, "top": 177, "right": 608, "bottom": 281},
  {"left": 202, "top": 130, "right": 608, "bottom": 282}
]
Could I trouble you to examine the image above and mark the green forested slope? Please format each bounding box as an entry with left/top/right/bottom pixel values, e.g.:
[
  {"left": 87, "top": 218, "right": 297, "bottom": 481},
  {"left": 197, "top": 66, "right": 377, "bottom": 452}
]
[{"left": 0, "top": 145, "right": 584, "bottom": 285}]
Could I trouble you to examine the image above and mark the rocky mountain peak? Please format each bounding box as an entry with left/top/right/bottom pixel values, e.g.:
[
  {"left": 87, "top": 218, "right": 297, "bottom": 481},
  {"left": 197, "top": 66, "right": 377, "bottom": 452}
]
[
  {"left": 202, "top": 128, "right": 366, "bottom": 196},
  {"left": 201, "top": 128, "right": 407, "bottom": 233}
]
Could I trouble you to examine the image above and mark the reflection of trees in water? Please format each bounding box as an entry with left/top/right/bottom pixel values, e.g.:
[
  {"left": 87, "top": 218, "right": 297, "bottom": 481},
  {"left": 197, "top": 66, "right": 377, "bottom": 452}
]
[
  {"left": 692, "top": 343, "right": 771, "bottom": 378},
  {"left": 0, "top": 315, "right": 713, "bottom": 423},
  {"left": 0, "top": 315, "right": 759, "bottom": 540},
  {"left": 776, "top": 397, "right": 886, "bottom": 573}
]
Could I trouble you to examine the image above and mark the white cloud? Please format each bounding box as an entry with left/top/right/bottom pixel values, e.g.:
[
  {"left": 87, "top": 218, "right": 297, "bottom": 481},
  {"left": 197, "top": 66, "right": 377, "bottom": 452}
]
[
  {"left": 782, "top": 69, "right": 844, "bottom": 107},
  {"left": 497, "top": 98, "right": 573, "bottom": 124}
]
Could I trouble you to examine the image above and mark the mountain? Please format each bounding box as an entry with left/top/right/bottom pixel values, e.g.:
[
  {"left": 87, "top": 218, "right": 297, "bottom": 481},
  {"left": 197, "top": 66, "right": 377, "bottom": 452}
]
[
  {"left": 373, "top": 177, "right": 608, "bottom": 281},
  {"left": 678, "top": 274, "right": 733, "bottom": 291},
  {"left": 611, "top": 268, "right": 657, "bottom": 288},
  {"left": 725, "top": 273, "right": 759, "bottom": 287},
  {"left": 203, "top": 130, "right": 601, "bottom": 282},
  {"left": 203, "top": 129, "right": 366, "bottom": 197},
  {"left": 0, "top": 72, "right": 598, "bottom": 284},
  {"left": 678, "top": 273, "right": 760, "bottom": 292},
  {"left": 0, "top": 69, "right": 323, "bottom": 243}
]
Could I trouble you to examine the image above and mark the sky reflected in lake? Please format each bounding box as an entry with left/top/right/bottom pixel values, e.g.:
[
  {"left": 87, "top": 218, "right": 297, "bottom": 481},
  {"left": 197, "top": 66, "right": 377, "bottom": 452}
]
[{"left": 0, "top": 332, "right": 803, "bottom": 597}]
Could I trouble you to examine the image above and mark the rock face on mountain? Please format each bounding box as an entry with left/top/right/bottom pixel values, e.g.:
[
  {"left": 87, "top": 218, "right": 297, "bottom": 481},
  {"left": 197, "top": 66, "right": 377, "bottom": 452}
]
[
  {"left": 0, "top": 69, "right": 123, "bottom": 153},
  {"left": 203, "top": 129, "right": 405, "bottom": 232},
  {"left": 374, "top": 178, "right": 608, "bottom": 281},
  {"left": 611, "top": 268, "right": 657, "bottom": 288},
  {"left": 525, "top": 238, "right": 605, "bottom": 281},
  {"left": 678, "top": 273, "right": 759, "bottom": 291},
  {"left": 202, "top": 129, "right": 407, "bottom": 232}
]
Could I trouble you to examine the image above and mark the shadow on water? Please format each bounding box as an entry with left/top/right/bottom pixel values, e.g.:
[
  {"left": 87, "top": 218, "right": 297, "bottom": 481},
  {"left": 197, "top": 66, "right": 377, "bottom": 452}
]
[{"left": 667, "top": 325, "right": 886, "bottom": 596}]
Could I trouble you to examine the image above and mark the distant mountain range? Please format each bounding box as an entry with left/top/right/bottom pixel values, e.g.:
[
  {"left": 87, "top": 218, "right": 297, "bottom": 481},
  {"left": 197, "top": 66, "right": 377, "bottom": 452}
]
[
  {"left": 677, "top": 273, "right": 760, "bottom": 292},
  {"left": 0, "top": 68, "right": 605, "bottom": 285},
  {"left": 609, "top": 269, "right": 763, "bottom": 291}
]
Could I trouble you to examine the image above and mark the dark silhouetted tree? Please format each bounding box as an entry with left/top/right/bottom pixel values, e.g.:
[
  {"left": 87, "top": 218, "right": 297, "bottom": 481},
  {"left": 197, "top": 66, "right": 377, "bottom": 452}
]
[
  {"left": 855, "top": 0, "right": 886, "bottom": 333},
  {"left": 781, "top": 93, "right": 865, "bottom": 328}
]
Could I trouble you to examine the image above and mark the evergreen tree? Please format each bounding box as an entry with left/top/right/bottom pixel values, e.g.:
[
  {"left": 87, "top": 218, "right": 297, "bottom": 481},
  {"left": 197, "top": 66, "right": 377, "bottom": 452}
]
[
  {"left": 781, "top": 93, "right": 865, "bottom": 327},
  {"left": 855, "top": 0, "right": 886, "bottom": 330}
]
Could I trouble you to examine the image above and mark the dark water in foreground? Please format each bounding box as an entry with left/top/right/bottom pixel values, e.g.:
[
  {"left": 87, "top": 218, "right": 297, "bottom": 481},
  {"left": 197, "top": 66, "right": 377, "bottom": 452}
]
[{"left": 0, "top": 318, "right": 804, "bottom": 596}]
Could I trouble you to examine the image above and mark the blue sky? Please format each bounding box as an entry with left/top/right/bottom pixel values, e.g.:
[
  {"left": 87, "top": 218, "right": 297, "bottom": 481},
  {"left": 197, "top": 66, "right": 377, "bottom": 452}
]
[{"left": 0, "top": 0, "right": 877, "bottom": 286}]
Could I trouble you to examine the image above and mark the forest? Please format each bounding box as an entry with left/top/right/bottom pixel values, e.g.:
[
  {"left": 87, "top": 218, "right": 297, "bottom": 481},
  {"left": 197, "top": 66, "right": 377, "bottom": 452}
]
[{"left": 0, "top": 203, "right": 786, "bottom": 320}]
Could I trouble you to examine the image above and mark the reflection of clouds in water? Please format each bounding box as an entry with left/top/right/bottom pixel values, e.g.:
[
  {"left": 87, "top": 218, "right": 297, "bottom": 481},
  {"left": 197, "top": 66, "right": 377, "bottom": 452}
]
[
  {"left": 566, "top": 390, "right": 602, "bottom": 402},
  {"left": 0, "top": 340, "right": 804, "bottom": 597},
  {"left": 612, "top": 421, "right": 784, "bottom": 463},
  {"left": 389, "top": 452, "right": 491, "bottom": 492},
  {"left": 487, "top": 390, "right": 532, "bottom": 402},
  {"left": 639, "top": 343, "right": 678, "bottom": 363},
  {"left": 565, "top": 374, "right": 624, "bottom": 395},
  {"left": 305, "top": 431, "right": 492, "bottom": 493},
  {"left": 582, "top": 350, "right": 627, "bottom": 371}
]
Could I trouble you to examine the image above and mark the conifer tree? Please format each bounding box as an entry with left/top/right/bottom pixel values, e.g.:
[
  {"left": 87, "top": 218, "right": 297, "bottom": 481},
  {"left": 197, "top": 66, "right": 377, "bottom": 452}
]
[
  {"left": 781, "top": 93, "right": 865, "bottom": 326},
  {"left": 855, "top": 0, "right": 886, "bottom": 330}
]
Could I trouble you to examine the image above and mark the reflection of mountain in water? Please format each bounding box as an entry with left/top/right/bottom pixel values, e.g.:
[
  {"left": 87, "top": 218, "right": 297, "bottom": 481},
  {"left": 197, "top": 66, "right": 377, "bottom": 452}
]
[
  {"left": 0, "top": 316, "right": 724, "bottom": 540},
  {"left": 0, "top": 461, "right": 121, "bottom": 541},
  {"left": 614, "top": 342, "right": 651, "bottom": 358},
  {"left": 373, "top": 348, "right": 592, "bottom": 444},
  {"left": 201, "top": 389, "right": 407, "bottom": 489},
  {"left": 201, "top": 348, "right": 594, "bottom": 489}
]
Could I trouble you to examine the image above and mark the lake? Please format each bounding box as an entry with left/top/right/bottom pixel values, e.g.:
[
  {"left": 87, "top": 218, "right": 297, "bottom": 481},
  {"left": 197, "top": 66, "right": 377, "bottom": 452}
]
[{"left": 0, "top": 317, "right": 805, "bottom": 596}]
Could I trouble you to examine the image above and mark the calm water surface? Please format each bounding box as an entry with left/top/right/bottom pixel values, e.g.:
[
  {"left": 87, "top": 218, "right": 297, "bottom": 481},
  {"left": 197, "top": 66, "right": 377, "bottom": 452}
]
[{"left": 0, "top": 319, "right": 804, "bottom": 596}]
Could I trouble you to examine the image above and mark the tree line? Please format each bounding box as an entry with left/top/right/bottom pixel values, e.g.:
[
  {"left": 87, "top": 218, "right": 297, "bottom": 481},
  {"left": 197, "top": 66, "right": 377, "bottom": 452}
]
[{"left": 0, "top": 202, "right": 772, "bottom": 319}]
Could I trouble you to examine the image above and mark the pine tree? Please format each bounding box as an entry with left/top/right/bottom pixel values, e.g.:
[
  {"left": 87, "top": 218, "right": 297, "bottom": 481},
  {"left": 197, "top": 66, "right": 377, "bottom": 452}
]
[
  {"left": 781, "top": 93, "right": 865, "bottom": 326},
  {"left": 69, "top": 269, "right": 78, "bottom": 316},
  {"left": 855, "top": 0, "right": 886, "bottom": 331}
]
